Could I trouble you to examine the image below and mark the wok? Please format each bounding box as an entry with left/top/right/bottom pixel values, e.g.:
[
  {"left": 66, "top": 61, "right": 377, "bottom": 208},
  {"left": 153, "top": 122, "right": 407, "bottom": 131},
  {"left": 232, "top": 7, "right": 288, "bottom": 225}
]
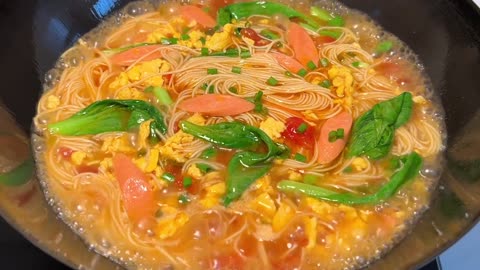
[{"left": 0, "top": 0, "right": 479, "bottom": 269}]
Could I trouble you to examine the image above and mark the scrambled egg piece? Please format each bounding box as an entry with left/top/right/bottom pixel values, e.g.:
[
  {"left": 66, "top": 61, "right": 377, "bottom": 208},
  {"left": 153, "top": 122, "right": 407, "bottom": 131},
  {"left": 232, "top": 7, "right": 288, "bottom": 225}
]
[
  {"left": 288, "top": 170, "right": 303, "bottom": 181},
  {"left": 175, "top": 30, "right": 206, "bottom": 49},
  {"left": 109, "top": 59, "right": 171, "bottom": 90},
  {"left": 205, "top": 24, "right": 234, "bottom": 51},
  {"left": 413, "top": 95, "right": 427, "bottom": 104},
  {"left": 101, "top": 135, "right": 136, "bottom": 154},
  {"left": 302, "top": 110, "right": 320, "bottom": 121},
  {"left": 156, "top": 211, "right": 189, "bottom": 239},
  {"left": 200, "top": 182, "right": 226, "bottom": 208},
  {"left": 328, "top": 66, "right": 354, "bottom": 107},
  {"left": 259, "top": 117, "right": 286, "bottom": 141},
  {"left": 252, "top": 175, "right": 274, "bottom": 195},
  {"left": 46, "top": 95, "right": 60, "bottom": 109},
  {"left": 186, "top": 164, "right": 203, "bottom": 179},
  {"left": 99, "top": 157, "right": 113, "bottom": 173},
  {"left": 351, "top": 157, "right": 368, "bottom": 172},
  {"left": 303, "top": 197, "right": 334, "bottom": 217},
  {"left": 137, "top": 120, "right": 153, "bottom": 150},
  {"left": 272, "top": 199, "right": 295, "bottom": 232},
  {"left": 303, "top": 217, "right": 317, "bottom": 249},
  {"left": 135, "top": 148, "right": 160, "bottom": 173},
  {"left": 115, "top": 88, "right": 148, "bottom": 100},
  {"left": 71, "top": 151, "right": 86, "bottom": 166},
  {"left": 251, "top": 192, "right": 277, "bottom": 222},
  {"left": 157, "top": 114, "right": 206, "bottom": 162}
]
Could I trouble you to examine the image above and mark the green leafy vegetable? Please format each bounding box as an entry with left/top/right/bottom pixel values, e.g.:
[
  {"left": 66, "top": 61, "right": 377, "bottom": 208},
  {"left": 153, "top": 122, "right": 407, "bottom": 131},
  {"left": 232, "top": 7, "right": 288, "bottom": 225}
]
[
  {"left": 348, "top": 92, "right": 413, "bottom": 159},
  {"left": 200, "top": 147, "right": 218, "bottom": 159},
  {"left": 278, "top": 152, "right": 423, "bottom": 204},
  {"left": 310, "top": 7, "right": 333, "bottom": 22},
  {"left": 102, "top": 43, "right": 155, "bottom": 57},
  {"left": 181, "top": 121, "right": 287, "bottom": 205},
  {"left": 148, "top": 86, "right": 173, "bottom": 106},
  {"left": 180, "top": 121, "right": 261, "bottom": 149},
  {"left": 260, "top": 29, "right": 280, "bottom": 40},
  {"left": 352, "top": 61, "right": 368, "bottom": 68},
  {"left": 218, "top": 1, "right": 319, "bottom": 29},
  {"left": 318, "top": 29, "right": 342, "bottom": 39},
  {"left": 0, "top": 157, "right": 34, "bottom": 186},
  {"left": 48, "top": 99, "right": 167, "bottom": 136},
  {"left": 329, "top": 15, "right": 345, "bottom": 27}
]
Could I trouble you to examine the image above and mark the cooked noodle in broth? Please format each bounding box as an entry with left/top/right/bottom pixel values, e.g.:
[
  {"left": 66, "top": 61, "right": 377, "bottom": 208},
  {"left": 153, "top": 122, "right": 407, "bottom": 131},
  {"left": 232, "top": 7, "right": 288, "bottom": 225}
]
[{"left": 33, "top": 1, "right": 444, "bottom": 269}]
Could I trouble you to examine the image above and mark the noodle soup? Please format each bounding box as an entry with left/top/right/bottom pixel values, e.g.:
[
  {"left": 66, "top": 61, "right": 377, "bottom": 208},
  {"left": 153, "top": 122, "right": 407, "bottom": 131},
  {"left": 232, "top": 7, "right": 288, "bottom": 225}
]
[{"left": 33, "top": 0, "right": 444, "bottom": 269}]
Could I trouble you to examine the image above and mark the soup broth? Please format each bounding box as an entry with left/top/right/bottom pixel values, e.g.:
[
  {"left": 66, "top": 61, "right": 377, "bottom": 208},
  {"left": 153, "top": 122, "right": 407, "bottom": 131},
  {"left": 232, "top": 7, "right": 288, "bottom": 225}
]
[{"left": 33, "top": 0, "right": 445, "bottom": 269}]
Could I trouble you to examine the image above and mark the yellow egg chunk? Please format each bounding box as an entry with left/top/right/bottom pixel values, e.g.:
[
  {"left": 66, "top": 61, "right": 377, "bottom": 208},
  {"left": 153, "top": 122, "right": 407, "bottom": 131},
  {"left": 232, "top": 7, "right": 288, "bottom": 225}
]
[
  {"left": 205, "top": 24, "right": 234, "bottom": 51},
  {"left": 259, "top": 117, "right": 286, "bottom": 141},
  {"left": 46, "top": 95, "right": 60, "bottom": 109},
  {"left": 71, "top": 151, "right": 86, "bottom": 166}
]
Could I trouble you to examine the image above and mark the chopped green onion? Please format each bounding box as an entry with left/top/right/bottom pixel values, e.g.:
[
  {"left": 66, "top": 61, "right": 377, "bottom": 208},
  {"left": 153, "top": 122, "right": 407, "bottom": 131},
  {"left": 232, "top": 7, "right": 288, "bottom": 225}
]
[
  {"left": 178, "top": 194, "right": 190, "bottom": 204},
  {"left": 197, "top": 163, "right": 212, "bottom": 174},
  {"left": 251, "top": 91, "right": 267, "bottom": 114},
  {"left": 183, "top": 176, "right": 193, "bottom": 188},
  {"left": 208, "top": 49, "right": 251, "bottom": 58},
  {"left": 200, "top": 147, "right": 217, "bottom": 159},
  {"left": 352, "top": 61, "right": 368, "bottom": 68},
  {"left": 231, "top": 66, "right": 242, "bottom": 74},
  {"left": 201, "top": 47, "right": 209, "bottom": 56},
  {"left": 297, "top": 68, "right": 308, "bottom": 77},
  {"left": 318, "top": 30, "right": 342, "bottom": 39},
  {"left": 303, "top": 174, "right": 318, "bottom": 185},
  {"left": 328, "top": 15, "right": 345, "bottom": 27},
  {"left": 307, "top": 60, "right": 317, "bottom": 71},
  {"left": 310, "top": 7, "right": 333, "bottom": 22},
  {"left": 181, "top": 33, "right": 190, "bottom": 40},
  {"left": 320, "top": 80, "right": 332, "bottom": 88},
  {"left": 207, "top": 68, "right": 218, "bottom": 75},
  {"left": 343, "top": 166, "right": 353, "bottom": 173},
  {"left": 160, "top": 37, "right": 178, "bottom": 45},
  {"left": 328, "top": 128, "right": 345, "bottom": 142},
  {"left": 260, "top": 29, "right": 280, "bottom": 40},
  {"left": 228, "top": 86, "right": 238, "bottom": 94},
  {"left": 297, "top": 123, "right": 308, "bottom": 133},
  {"left": 376, "top": 41, "right": 394, "bottom": 54},
  {"left": 161, "top": 172, "right": 175, "bottom": 183},
  {"left": 337, "top": 128, "right": 345, "bottom": 138},
  {"left": 320, "top": 58, "right": 330, "bottom": 67},
  {"left": 285, "top": 71, "right": 293, "bottom": 77},
  {"left": 152, "top": 87, "right": 173, "bottom": 106},
  {"left": 200, "top": 37, "right": 206, "bottom": 45},
  {"left": 207, "top": 85, "right": 215, "bottom": 93},
  {"left": 294, "top": 153, "right": 307, "bottom": 163},
  {"left": 201, "top": 83, "right": 208, "bottom": 90},
  {"left": 266, "top": 76, "right": 279, "bottom": 86}
]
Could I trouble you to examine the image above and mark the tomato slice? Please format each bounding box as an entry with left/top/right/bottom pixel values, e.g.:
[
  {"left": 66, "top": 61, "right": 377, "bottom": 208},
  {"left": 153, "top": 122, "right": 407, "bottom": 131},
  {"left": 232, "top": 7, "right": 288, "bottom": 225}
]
[
  {"left": 281, "top": 117, "right": 315, "bottom": 150},
  {"left": 240, "top": 28, "right": 270, "bottom": 46}
]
